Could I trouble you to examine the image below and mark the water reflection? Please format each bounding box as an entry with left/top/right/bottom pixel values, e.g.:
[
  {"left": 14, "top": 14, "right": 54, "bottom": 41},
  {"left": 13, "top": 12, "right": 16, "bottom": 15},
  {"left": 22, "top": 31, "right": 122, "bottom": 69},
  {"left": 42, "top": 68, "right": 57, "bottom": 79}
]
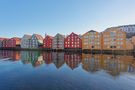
[
  {"left": 52, "top": 52, "right": 64, "bottom": 69},
  {"left": 0, "top": 50, "right": 20, "bottom": 61},
  {"left": 0, "top": 50, "right": 135, "bottom": 76}
]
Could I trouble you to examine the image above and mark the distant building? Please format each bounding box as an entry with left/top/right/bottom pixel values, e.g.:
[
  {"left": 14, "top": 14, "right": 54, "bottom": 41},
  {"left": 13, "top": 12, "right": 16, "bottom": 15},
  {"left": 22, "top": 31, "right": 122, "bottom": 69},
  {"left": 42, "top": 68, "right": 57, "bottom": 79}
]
[
  {"left": 29, "top": 34, "right": 43, "bottom": 48},
  {"left": 2, "top": 38, "right": 9, "bottom": 48},
  {"left": 111, "top": 24, "right": 135, "bottom": 38},
  {"left": 102, "top": 27, "right": 126, "bottom": 50},
  {"left": 43, "top": 35, "right": 53, "bottom": 49},
  {"left": 8, "top": 37, "right": 21, "bottom": 48},
  {"left": 0, "top": 38, "right": 5, "bottom": 48},
  {"left": 118, "top": 25, "right": 135, "bottom": 33},
  {"left": 21, "top": 34, "right": 31, "bottom": 48},
  {"left": 64, "top": 32, "right": 82, "bottom": 49},
  {"left": 82, "top": 30, "right": 102, "bottom": 50},
  {"left": 52, "top": 33, "right": 65, "bottom": 50}
]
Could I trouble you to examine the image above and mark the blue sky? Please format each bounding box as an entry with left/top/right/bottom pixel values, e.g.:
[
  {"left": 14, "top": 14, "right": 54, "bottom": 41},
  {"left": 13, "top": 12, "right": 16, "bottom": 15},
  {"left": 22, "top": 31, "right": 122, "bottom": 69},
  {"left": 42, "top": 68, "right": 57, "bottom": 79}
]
[{"left": 0, "top": 0, "right": 135, "bottom": 38}]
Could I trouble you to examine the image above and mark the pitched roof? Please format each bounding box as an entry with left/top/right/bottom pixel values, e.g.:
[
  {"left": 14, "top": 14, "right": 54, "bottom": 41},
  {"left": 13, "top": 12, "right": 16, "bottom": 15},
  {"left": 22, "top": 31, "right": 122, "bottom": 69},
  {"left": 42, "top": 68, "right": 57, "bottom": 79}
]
[
  {"left": 11, "top": 37, "right": 21, "bottom": 41},
  {"left": 2, "top": 38, "right": 9, "bottom": 42},
  {"left": 55, "top": 33, "right": 65, "bottom": 38},
  {"left": 104, "top": 27, "right": 124, "bottom": 33},
  {"left": 82, "top": 30, "right": 98, "bottom": 36},
  {"left": 23, "top": 34, "right": 32, "bottom": 39},
  {"left": 0, "top": 38, "right": 7, "bottom": 41},
  {"left": 70, "top": 32, "right": 79, "bottom": 36},
  {"left": 88, "top": 30, "right": 96, "bottom": 32},
  {"left": 34, "top": 34, "right": 43, "bottom": 40},
  {"left": 45, "top": 35, "right": 53, "bottom": 39}
]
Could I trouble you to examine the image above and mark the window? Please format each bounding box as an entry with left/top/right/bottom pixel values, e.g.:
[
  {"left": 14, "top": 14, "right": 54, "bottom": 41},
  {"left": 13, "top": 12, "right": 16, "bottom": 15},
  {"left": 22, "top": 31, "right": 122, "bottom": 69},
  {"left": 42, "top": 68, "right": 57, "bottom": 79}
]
[
  {"left": 110, "top": 46, "right": 116, "bottom": 48},
  {"left": 110, "top": 32, "right": 116, "bottom": 37}
]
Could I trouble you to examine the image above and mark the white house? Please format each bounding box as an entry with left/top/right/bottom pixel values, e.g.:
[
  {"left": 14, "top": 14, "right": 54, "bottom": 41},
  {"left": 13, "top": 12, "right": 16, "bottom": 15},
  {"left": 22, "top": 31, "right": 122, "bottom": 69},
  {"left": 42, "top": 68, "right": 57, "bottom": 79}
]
[
  {"left": 29, "top": 34, "right": 43, "bottom": 48},
  {"left": 21, "top": 34, "right": 31, "bottom": 48},
  {"left": 52, "top": 33, "right": 65, "bottom": 49}
]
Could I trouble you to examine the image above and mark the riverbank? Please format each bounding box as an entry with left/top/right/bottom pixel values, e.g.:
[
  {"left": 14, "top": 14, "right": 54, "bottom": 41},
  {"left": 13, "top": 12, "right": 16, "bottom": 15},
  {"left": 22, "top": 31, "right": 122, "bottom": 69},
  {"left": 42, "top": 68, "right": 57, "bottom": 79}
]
[{"left": 0, "top": 47, "right": 134, "bottom": 55}]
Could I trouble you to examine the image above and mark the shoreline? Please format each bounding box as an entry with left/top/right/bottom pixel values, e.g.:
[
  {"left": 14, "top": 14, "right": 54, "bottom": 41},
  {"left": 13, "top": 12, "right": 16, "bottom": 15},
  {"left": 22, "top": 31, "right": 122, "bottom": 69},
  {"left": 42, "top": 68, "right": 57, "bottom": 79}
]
[{"left": 0, "top": 48, "right": 134, "bottom": 55}]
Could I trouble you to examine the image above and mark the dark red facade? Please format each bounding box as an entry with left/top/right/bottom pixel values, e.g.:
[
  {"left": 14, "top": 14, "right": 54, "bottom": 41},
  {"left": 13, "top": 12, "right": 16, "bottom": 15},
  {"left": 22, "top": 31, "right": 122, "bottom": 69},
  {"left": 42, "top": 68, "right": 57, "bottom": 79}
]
[
  {"left": 43, "top": 35, "right": 53, "bottom": 49},
  {"left": 64, "top": 32, "right": 82, "bottom": 49},
  {"left": 2, "top": 38, "right": 21, "bottom": 48},
  {"left": 2, "top": 39, "right": 9, "bottom": 48},
  {"left": 8, "top": 38, "right": 21, "bottom": 48}
]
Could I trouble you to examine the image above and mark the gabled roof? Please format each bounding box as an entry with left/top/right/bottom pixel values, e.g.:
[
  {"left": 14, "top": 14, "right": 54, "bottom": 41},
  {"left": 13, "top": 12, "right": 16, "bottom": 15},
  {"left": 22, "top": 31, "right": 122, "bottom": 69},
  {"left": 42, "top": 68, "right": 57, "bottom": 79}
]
[
  {"left": 11, "top": 37, "right": 21, "bottom": 41},
  {"left": 2, "top": 38, "right": 9, "bottom": 42},
  {"left": 23, "top": 34, "right": 31, "bottom": 39},
  {"left": 71, "top": 32, "right": 77, "bottom": 35},
  {"left": 45, "top": 35, "right": 53, "bottom": 39},
  {"left": 88, "top": 30, "right": 96, "bottom": 32},
  {"left": 67, "top": 32, "right": 80, "bottom": 37},
  {"left": 82, "top": 30, "right": 98, "bottom": 36},
  {"left": 54, "top": 33, "right": 65, "bottom": 38},
  {"left": 33, "top": 34, "right": 43, "bottom": 40},
  {"left": 0, "top": 38, "right": 7, "bottom": 41},
  {"left": 104, "top": 27, "right": 124, "bottom": 33}
]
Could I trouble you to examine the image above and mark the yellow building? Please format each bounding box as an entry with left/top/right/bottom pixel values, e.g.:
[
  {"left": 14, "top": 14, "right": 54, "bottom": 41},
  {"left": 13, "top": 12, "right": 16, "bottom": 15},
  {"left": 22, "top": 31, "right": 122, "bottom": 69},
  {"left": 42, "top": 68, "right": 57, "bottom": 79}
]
[
  {"left": 126, "top": 39, "right": 134, "bottom": 50},
  {"left": 132, "top": 36, "right": 135, "bottom": 45},
  {"left": 102, "top": 27, "right": 126, "bottom": 50},
  {"left": 82, "top": 30, "right": 102, "bottom": 50}
]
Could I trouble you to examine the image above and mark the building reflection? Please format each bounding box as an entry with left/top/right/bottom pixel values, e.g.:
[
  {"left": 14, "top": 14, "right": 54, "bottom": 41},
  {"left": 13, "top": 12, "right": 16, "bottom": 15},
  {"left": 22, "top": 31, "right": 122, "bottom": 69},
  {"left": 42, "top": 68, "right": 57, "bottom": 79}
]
[
  {"left": 0, "top": 50, "right": 135, "bottom": 76},
  {"left": 64, "top": 52, "right": 82, "bottom": 70},
  {"left": 42, "top": 52, "right": 52, "bottom": 64},
  {"left": 0, "top": 50, "right": 20, "bottom": 61},
  {"left": 82, "top": 54, "right": 135, "bottom": 76},
  {"left": 21, "top": 51, "right": 30, "bottom": 64},
  {"left": 102, "top": 55, "right": 134, "bottom": 76},
  {"left": 82, "top": 54, "right": 101, "bottom": 72},
  {"left": 52, "top": 52, "right": 65, "bottom": 69},
  {"left": 21, "top": 51, "right": 44, "bottom": 67}
]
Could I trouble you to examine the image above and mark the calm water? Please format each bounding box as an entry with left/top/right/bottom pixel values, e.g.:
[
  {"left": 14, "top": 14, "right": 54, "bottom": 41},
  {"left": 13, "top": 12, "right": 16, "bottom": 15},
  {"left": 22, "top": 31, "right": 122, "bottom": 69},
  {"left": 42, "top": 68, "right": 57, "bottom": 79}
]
[{"left": 0, "top": 51, "right": 135, "bottom": 90}]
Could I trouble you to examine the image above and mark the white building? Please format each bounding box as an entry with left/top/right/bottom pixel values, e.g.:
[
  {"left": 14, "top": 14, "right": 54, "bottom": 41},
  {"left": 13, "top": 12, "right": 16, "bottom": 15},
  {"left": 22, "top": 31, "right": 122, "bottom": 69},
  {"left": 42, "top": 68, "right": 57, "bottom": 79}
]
[
  {"left": 52, "top": 33, "right": 65, "bottom": 49},
  {"left": 21, "top": 35, "right": 31, "bottom": 48},
  {"left": 117, "top": 25, "right": 135, "bottom": 33},
  {"left": 109, "top": 24, "right": 135, "bottom": 38},
  {"left": 29, "top": 34, "right": 43, "bottom": 48}
]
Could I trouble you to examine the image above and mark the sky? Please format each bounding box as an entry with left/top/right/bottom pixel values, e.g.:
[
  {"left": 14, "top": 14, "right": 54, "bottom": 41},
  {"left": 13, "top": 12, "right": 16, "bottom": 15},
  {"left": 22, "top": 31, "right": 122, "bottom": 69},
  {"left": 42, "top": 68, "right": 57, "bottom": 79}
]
[{"left": 0, "top": 0, "right": 135, "bottom": 38}]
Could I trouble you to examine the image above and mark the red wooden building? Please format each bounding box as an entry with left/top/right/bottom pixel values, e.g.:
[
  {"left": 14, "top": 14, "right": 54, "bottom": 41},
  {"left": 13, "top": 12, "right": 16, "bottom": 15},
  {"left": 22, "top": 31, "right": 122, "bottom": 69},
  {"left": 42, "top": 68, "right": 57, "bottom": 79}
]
[
  {"left": 2, "top": 38, "right": 9, "bottom": 48},
  {"left": 43, "top": 35, "right": 53, "bottom": 49},
  {"left": 0, "top": 38, "right": 6, "bottom": 48},
  {"left": 8, "top": 37, "right": 21, "bottom": 48},
  {"left": 64, "top": 32, "right": 82, "bottom": 49}
]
